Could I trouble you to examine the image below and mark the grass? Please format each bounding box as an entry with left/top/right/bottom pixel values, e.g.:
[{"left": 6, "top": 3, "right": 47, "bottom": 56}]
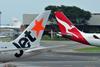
[
  {"left": 0, "top": 35, "right": 68, "bottom": 42},
  {"left": 42, "top": 35, "right": 68, "bottom": 41},
  {"left": 75, "top": 47, "right": 100, "bottom": 53},
  {"left": 0, "top": 37, "right": 13, "bottom": 42}
]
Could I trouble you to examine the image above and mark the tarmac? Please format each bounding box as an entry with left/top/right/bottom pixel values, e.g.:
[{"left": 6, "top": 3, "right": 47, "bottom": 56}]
[{"left": 1, "top": 41, "right": 100, "bottom": 67}]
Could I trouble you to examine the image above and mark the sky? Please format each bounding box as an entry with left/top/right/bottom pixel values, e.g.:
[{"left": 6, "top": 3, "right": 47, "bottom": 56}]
[{"left": 0, "top": 0, "right": 100, "bottom": 25}]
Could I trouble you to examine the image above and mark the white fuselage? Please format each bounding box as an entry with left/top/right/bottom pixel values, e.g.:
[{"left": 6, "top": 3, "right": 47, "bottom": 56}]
[
  {"left": 0, "top": 42, "right": 41, "bottom": 62},
  {"left": 0, "top": 50, "right": 41, "bottom": 62},
  {"left": 81, "top": 32, "right": 100, "bottom": 46},
  {"left": 0, "top": 11, "right": 51, "bottom": 62}
]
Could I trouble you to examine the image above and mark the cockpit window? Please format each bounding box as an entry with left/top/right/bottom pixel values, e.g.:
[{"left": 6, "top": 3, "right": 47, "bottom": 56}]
[{"left": 93, "top": 35, "right": 100, "bottom": 39}]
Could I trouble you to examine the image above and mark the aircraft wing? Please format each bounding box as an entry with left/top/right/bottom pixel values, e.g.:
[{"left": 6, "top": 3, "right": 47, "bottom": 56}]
[
  {"left": 0, "top": 26, "right": 20, "bottom": 29},
  {"left": 0, "top": 36, "right": 7, "bottom": 38},
  {"left": 25, "top": 45, "right": 66, "bottom": 53},
  {"left": 0, "top": 45, "right": 66, "bottom": 52}
]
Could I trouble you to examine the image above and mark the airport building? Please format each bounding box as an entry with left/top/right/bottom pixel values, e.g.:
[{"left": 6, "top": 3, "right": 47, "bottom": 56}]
[
  {"left": 88, "top": 13, "right": 100, "bottom": 25},
  {"left": 0, "top": 14, "right": 21, "bottom": 38},
  {"left": 22, "top": 13, "right": 54, "bottom": 31},
  {"left": 22, "top": 14, "right": 57, "bottom": 37},
  {"left": 1, "top": 13, "right": 100, "bottom": 39},
  {"left": 19, "top": 14, "right": 38, "bottom": 32},
  {"left": 77, "top": 13, "right": 100, "bottom": 33},
  {"left": 22, "top": 13, "right": 100, "bottom": 33},
  {"left": 23, "top": 14, "right": 53, "bottom": 25},
  {"left": 23, "top": 14, "right": 38, "bottom": 25}
]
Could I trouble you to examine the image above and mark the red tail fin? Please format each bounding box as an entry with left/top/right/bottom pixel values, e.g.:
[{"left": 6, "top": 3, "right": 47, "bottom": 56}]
[
  {"left": 54, "top": 11, "right": 79, "bottom": 38},
  {"left": 54, "top": 11, "right": 89, "bottom": 45}
]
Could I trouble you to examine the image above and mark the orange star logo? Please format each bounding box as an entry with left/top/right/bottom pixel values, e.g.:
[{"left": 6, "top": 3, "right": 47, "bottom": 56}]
[{"left": 31, "top": 18, "right": 44, "bottom": 37}]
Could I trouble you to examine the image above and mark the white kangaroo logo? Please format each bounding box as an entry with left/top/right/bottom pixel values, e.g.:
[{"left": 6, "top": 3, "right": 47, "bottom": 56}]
[{"left": 56, "top": 17, "right": 78, "bottom": 38}]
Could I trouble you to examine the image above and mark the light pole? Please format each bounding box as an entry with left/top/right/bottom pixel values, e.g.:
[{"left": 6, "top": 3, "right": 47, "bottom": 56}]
[{"left": 0, "top": 11, "right": 1, "bottom": 33}]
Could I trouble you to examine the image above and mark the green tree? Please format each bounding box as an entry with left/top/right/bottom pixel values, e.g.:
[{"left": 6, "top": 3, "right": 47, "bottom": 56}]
[{"left": 45, "top": 5, "right": 91, "bottom": 24}]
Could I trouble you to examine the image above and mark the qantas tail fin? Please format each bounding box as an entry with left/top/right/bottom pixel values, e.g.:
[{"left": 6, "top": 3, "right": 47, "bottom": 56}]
[
  {"left": 12, "top": 10, "right": 51, "bottom": 48},
  {"left": 54, "top": 11, "right": 81, "bottom": 38},
  {"left": 54, "top": 11, "right": 89, "bottom": 45}
]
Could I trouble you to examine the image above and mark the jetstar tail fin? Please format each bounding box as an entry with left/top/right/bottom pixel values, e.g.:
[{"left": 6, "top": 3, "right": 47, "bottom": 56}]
[{"left": 12, "top": 10, "right": 51, "bottom": 48}]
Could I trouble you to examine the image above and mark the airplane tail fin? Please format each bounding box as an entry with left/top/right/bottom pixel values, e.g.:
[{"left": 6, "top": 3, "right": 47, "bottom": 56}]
[
  {"left": 54, "top": 11, "right": 81, "bottom": 36},
  {"left": 54, "top": 11, "right": 89, "bottom": 45},
  {"left": 12, "top": 10, "right": 51, "bottom": 48}
]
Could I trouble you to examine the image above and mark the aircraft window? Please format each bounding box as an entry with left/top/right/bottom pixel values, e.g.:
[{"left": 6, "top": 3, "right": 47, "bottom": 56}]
[
  {"left": 93, "top": 35, "right": 100, "bottom": 39},
  {"left": 1, "top": 47, "right": 7, "bottom": 48},
  {"left": 5, "top": 47, "right": 7, "bottom": 48}
]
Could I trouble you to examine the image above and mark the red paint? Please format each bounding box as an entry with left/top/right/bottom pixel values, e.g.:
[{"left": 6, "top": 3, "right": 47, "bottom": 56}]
[{"left": 55, "top": 11, "right": 89, "bottom": 45}]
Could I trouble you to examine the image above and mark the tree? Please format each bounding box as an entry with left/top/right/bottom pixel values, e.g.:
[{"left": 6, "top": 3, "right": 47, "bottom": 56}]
[{"left": 45, "top": 5, "right": 91, "bottom": 24}]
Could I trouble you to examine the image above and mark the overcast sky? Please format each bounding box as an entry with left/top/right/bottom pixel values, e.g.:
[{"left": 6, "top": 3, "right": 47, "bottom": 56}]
[{"left": 0, "top": 0, "right": 100, "bottom": 25}]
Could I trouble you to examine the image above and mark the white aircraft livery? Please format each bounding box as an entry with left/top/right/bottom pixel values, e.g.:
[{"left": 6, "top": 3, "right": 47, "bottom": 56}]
[
  {"left": 0, "top": 10, "right": 51, "bottom": 62},
  {"left": 55, "top": 11, "right": 100, "bottom": 47}
]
